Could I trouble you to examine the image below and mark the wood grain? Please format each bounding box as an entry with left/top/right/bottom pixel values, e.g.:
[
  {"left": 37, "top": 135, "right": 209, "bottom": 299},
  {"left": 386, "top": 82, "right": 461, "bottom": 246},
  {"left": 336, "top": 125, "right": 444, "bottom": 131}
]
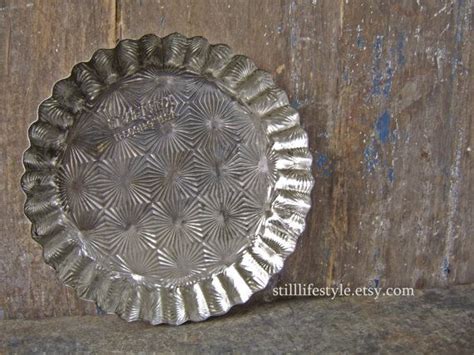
[{"left": 0, "top": 0, "right": 472, "bottom": 319}]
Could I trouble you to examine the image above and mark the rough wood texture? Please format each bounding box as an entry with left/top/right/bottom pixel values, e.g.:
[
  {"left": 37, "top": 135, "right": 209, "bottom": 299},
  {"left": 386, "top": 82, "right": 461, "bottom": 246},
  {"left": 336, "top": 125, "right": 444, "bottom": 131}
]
[{"left": 0, "top": 0, "right": 472, "bottom": 319}]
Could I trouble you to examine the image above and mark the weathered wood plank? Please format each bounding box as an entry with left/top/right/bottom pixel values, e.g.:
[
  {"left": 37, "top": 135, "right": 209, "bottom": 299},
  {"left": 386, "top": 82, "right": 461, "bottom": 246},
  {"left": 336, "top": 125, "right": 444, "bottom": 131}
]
[
  {"left": 0, "top": 0, "right": 116, "bottom": 319},
  {"left": 304, "top": 0, "right": 474, "bottom": 290}
]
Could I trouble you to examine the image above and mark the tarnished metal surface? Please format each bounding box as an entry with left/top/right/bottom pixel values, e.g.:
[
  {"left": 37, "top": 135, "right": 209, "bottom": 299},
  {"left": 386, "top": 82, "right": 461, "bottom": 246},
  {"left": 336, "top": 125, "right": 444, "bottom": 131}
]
[{"left": 21, "top": 34, "right": 313, "bottom": 324}]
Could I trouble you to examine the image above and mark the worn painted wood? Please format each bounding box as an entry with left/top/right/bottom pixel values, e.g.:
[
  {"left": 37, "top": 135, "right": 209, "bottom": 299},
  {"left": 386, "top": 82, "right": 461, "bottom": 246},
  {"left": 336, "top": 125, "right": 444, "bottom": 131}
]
[{"left": 0, "top": 0, "right": 472, "bottom": 319}]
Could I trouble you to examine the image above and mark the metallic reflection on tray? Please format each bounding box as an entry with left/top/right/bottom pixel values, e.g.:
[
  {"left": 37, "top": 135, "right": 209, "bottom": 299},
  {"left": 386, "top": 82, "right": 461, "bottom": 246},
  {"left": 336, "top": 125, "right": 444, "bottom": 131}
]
[{"left": 21, "top": 33, "right": 314, "bottom": 325}]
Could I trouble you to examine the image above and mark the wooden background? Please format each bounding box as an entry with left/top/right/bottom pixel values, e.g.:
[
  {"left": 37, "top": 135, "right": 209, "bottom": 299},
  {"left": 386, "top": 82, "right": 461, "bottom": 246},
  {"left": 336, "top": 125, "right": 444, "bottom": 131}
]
[{"left": 0, "top": 0, "right": 472, "bottom": 320}]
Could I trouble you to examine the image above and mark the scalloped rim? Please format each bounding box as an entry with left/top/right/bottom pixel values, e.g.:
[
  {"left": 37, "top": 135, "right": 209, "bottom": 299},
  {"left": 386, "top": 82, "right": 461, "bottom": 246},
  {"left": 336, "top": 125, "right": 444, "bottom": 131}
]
[{"left": 21, "top": 33, "right": 314, "bottom": 325}]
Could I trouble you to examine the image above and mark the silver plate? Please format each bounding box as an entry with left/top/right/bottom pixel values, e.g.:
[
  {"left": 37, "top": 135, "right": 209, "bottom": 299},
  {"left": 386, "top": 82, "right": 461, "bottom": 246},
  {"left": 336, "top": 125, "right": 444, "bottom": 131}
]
[{"left": 21, "top": 33, "right": 314, "bottom": 325}]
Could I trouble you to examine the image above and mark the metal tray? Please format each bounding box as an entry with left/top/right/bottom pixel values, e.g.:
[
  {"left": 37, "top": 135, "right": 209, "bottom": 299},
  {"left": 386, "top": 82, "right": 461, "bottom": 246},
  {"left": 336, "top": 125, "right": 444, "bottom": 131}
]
[{"left": 21, "top": 33, "right": 314, "bottom": 325}]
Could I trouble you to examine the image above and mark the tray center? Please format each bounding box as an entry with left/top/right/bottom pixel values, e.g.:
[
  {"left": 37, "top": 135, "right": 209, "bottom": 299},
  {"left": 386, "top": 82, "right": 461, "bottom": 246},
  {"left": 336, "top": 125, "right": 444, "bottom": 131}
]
[{"left": 56, "top": 68, "right": 274, "bottom": 287}]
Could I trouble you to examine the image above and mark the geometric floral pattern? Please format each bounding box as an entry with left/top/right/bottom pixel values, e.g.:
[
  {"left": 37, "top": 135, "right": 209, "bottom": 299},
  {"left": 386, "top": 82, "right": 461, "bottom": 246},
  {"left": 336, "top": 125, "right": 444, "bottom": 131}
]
[
  {"left": 147, "top": 115, "right": 194, "bottom": 155},
  {"left": 23, "top": 33, "right": 313, "bottom": 325},
  {"left": 147, "top": 151, "right": 197, "bottom": 200},
  {"left": 57, "top": 160, "right": 101, "bottom": 213},
  {"left": 157, "top": 242, "right": 208, "bottom": 286},
  {"left": 152, "top": 197, "right": 203, "bottom": 248},
  {"left": 68, "top": 209, "right": 105, "bottom": 259},
  {"left": 187, "top": 92, "right": 244, "bottom": 148},
  {"left": 203, "top": 237, "right": 249, "bottom": 274},
  {"left": 96, "top": 156, "right": 153, "bottom": 207},
  {"left": 200, "top": 191, "right": 251, "bottom": 242},
  {"left": 194, "top": 143, "right": 243, "bottom": 194},
  {"left": 97, "top": 203, "right": 159, "bottom": 255},
  {"left": 57, "top": 70, "right": 270, "bottom": 287}
]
